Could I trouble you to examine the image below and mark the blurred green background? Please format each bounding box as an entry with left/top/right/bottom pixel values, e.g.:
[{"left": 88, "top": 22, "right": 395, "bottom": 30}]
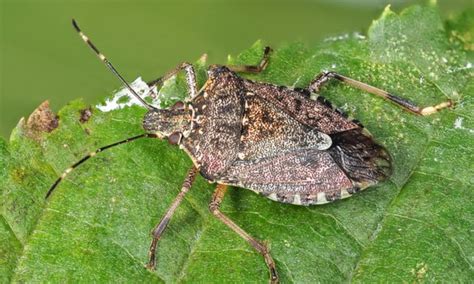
[{"left": 0, "top": 0, "right": 470, "bottom": 139}]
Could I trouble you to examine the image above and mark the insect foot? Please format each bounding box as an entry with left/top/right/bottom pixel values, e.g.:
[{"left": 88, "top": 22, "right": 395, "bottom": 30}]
[{"left": 209, "top": 184, "right": 279, "bottom": 284}]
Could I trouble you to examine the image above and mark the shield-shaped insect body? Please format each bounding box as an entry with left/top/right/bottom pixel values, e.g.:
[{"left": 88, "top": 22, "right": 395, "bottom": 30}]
[{"left": 143, "top": 65, "right": 392, "bottom": 206}]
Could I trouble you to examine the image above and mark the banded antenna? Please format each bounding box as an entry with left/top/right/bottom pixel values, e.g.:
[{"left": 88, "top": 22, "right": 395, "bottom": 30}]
[{"left": 72, "top": 19, "right": 155, "bottom": 110}]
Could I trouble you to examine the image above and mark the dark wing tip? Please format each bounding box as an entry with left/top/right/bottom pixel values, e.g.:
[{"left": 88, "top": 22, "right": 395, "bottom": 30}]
[{"left": 329, "top": 129, "right": 393, "bottom": 185}]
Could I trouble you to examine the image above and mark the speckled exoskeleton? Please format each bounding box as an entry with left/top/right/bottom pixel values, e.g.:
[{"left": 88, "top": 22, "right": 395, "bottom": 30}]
[{"left": 46, "top": 20, "right": 453, "bottom": 283}]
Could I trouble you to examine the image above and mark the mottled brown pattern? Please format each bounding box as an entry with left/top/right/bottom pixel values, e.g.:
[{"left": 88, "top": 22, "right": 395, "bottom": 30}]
[
  {"left": 181, "top": 66, "right": 245, "bottom": 180},
  {"left": 240, "top": 94, "right": 331, "bottom": 160},
  {"left": 143, "top": 109, "right": 192, "bottom": 136},
  {"left": 220, "top": 148, "right": 353, "bottom": 205},
  {"left": 242, "top": 80, "right": 359, "bottom": 134}
]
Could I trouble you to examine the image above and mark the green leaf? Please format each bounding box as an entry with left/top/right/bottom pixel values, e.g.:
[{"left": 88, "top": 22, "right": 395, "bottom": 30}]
[{"left": 1, "top": 4, "right": 472, "bottom": 283}]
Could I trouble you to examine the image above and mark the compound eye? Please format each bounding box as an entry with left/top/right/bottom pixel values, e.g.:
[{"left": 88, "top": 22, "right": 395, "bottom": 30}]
[
  {"left": 168, "top": 132, "right": 182, "bottom": 145},
  {"left": 170, "top": 101, "right": 185, "bottom": 111}
]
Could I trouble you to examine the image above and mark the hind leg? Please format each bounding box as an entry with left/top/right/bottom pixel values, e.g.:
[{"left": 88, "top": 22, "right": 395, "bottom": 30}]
[{"left": 308, "top": 71, "right": 453, "bottom": 116}]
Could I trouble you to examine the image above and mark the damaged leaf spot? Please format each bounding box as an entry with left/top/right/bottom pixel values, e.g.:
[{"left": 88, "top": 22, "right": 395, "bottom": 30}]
[
  {"left": 411, "top": 262, "right": 429, "bottom": 281},
  {"left": 24, "top": 101, "right": 59, "bottom": 140},
  {"left": 79, "top": 107, "right": 93, "bottom": 123}
]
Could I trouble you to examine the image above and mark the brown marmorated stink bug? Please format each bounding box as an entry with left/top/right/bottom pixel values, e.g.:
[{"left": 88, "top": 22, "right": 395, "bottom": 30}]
[{"left": 45, "top": 20, "right": 453, "bottom": 283}]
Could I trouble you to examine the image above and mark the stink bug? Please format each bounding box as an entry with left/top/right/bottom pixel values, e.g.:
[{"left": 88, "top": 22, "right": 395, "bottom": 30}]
[{"left": 46, "top": 20, "right": 453, "bottom": 283}]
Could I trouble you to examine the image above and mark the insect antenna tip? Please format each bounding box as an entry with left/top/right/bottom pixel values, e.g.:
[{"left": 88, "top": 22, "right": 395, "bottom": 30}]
[{"left": 72, "top": 19, "right": 80, "bottom": 32}]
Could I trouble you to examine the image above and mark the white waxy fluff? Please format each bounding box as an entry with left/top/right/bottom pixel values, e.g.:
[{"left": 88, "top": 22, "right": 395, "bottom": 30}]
[{"left": 96, "top": 77, "right": 159, "bottom": 112}]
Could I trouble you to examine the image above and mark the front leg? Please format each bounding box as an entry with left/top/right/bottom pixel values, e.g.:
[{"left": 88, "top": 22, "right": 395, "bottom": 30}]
[
  {"left": 209, "top": 184, "right": 279, "bottom": 283},
  {"left": 147, "top": 166, "right": 198, "bottom": 269},
  {"left": 147, "top": 62, "right": 199, "bottom": 100},
  {"left": 227, "top": 46, "right": 273, "bottom": 74}
]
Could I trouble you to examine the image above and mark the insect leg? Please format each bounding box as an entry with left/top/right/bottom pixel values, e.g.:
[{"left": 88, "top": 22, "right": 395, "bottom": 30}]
[
  {"left": 45, "top": 133, "right": 159, "bottom": 199},
  {"left": 308, "top": 71, "right": 453, "bottom": 116},
  {"left": 146, "top": 166, "right": 198, "bottom": 270},
  {"left": 227, "top": 46, "right": 273, "bottom": 74},
  {"left": 147, "top": 62, "right": 198, "bottom": 99},
  {"left": 209, "top": 184, "right": 279, "bottom": 284}
]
